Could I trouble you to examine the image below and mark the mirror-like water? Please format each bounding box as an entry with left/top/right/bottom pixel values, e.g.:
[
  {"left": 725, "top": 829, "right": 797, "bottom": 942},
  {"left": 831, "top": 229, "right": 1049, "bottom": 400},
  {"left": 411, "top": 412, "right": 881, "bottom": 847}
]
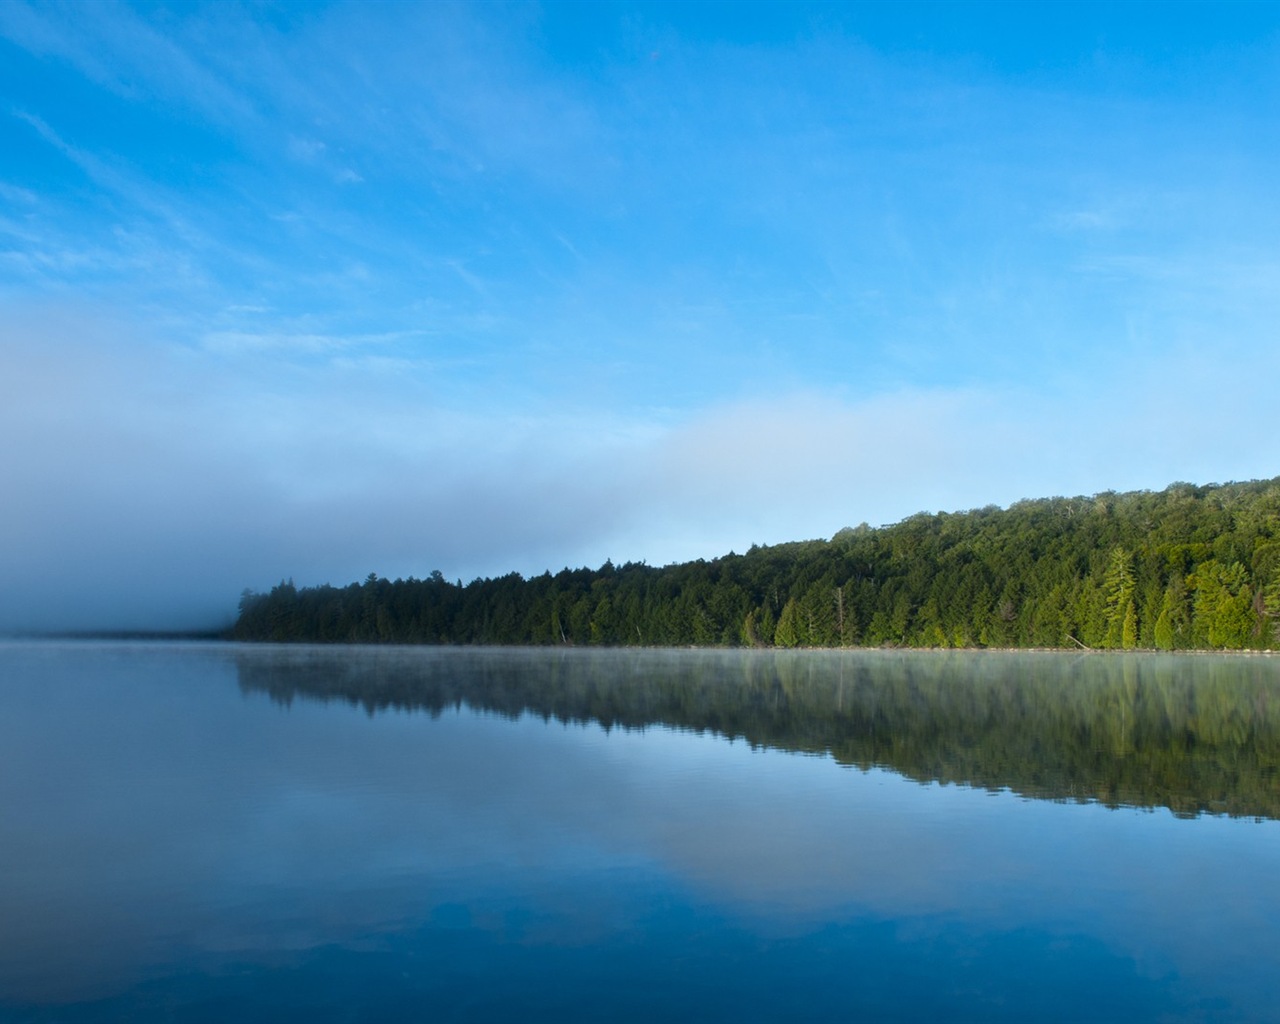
[{"left": 2, "top": 642, "right": 1279, "bottom": 1022}]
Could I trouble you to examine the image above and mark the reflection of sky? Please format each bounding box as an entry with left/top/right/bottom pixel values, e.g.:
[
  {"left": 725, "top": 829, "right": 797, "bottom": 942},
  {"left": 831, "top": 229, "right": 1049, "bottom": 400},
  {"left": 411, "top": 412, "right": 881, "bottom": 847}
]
[{"left": 2, "top": 643, "right": 1279, "bottom": 1019}]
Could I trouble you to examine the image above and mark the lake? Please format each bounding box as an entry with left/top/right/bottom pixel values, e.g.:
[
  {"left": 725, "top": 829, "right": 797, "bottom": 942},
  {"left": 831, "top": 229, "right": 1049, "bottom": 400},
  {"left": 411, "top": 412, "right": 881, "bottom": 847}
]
[{"left": 2, "top": 642, "right": 1279, "bottom": 1022}]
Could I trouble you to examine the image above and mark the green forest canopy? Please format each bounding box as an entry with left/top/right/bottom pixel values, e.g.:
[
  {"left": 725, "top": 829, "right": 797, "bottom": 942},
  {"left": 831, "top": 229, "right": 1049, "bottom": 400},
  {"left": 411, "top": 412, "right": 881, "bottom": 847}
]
[{"left": 233, "top": 478, "right": 1280, "bottom": 650}]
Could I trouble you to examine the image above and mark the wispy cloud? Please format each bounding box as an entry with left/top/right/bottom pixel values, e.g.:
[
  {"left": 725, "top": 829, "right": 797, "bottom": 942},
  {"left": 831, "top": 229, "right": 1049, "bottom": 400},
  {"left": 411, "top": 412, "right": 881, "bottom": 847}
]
[
  {"left": 199, "top": 328, "right": 428, "bottom": 357},
  {"left": 0, "top": 0, "right": 259, "bottom": 125},
  {"left": 287, "top": 135, "right": 327, "bottom": 162},
  {"left": 1049, "top": 209, "right": 1118, "bottom": 232},
  {"left": 0, "top": 180, "right": 37, "bottom": 205}
]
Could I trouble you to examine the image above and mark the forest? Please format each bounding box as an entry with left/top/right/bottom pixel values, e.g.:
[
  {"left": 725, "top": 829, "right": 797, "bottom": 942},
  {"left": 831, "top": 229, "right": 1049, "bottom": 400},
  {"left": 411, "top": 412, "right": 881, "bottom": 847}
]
[{"left": 232, "top": 478, "right": 1280, "bottom": 650}]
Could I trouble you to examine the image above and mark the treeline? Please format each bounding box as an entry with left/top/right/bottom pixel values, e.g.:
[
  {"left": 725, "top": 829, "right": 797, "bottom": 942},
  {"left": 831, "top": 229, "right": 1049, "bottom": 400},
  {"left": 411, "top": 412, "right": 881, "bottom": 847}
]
[
  {"left": 237, "top": 646, "right": 1280, "bottom": 819},
  {"left": 232, "top": 478, "right": 1280, "bottom": 649}
]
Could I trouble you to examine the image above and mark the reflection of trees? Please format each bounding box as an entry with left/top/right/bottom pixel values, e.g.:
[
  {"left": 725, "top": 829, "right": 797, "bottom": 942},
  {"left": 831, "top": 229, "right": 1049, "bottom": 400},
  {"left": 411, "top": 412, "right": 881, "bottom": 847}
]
[{"left": 235, "top": 648, "right": 1280, "bottom": 821}]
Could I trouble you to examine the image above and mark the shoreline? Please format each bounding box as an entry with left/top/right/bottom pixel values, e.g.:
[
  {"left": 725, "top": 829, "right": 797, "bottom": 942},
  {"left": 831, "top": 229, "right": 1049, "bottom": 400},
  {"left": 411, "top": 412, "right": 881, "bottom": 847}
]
[{"left": 3, "top": 635, "right": 1273, "bottom": 657}]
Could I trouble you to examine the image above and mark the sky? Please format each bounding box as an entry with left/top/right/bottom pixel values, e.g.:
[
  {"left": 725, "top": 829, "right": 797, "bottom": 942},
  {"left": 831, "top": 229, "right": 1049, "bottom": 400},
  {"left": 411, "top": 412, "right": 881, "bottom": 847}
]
[{"left": 2, "top": 1, "right": 1280, "bottom": 631}]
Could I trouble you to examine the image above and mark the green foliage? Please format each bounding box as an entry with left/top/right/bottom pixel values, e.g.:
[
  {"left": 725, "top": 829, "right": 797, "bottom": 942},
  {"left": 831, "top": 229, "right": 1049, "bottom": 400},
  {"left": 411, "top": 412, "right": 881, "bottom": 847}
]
[
  {"left": 1192, "top": 561, "right": 1258, "bottom": 649},
  {"left": 774, "top": 598, "right": 801, "bottom": 648},
  {"left": 1153, "top": 604, "right": 1175, "bottom": 651},
  {"left": 1102, "top": 547, "right": 1136, "bottom": 649},
  {"left": 232, "top": 478, "right": 1280, "bottom": 651},
  {"left": 1121, "top": 599, "right": 1139, "bottom": 650}
]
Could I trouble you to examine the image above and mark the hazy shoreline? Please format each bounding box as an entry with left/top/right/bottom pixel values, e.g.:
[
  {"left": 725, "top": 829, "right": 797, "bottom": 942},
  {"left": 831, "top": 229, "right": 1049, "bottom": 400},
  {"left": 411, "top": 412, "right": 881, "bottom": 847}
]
[{"left": 3, "top": 634, "right": 1275, "bottom": 657}]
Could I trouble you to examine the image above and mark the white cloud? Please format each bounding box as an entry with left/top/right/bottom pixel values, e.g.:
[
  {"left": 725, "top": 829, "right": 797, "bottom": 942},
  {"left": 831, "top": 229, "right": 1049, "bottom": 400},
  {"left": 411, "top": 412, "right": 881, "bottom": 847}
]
[{"left": 287, "top": 135, "right": 327, "bottom": 161}]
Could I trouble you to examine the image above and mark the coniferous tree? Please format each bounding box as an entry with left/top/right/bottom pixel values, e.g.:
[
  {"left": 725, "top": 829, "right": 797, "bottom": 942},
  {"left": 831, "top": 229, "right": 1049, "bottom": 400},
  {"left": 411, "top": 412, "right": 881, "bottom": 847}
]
[
  {"left": 1122, "top": 599, "right": 1139, "bottom": 650},
  {"left": 1154, "top": 600, "right": 1176, "bottom": 651},
  {"left": 1103, "top": 547, "right": 1136, "bottom": 649},
  {"left": 774, "top": 598, "right": 801, "bottom": 648}
]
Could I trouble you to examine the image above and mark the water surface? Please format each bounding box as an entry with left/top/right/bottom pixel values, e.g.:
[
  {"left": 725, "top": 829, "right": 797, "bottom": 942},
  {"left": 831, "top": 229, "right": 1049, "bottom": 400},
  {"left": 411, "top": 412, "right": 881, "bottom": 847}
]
[{"left": 2, "top": 643, "right": 1278, "bottom": 1022}]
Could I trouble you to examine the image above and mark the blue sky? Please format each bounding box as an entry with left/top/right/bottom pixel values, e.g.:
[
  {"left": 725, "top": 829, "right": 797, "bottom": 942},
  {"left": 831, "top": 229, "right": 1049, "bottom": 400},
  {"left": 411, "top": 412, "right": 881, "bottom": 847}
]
[{"left": 2, "top": 1, "right": 1279, "bottom": 630}]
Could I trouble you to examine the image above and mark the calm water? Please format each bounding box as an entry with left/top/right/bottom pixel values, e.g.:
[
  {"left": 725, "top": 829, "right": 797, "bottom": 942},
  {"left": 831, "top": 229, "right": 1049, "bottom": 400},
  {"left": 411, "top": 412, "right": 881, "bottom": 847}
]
[{"left": 2, "top": 643, "right": 1280, "bottom": 1023}]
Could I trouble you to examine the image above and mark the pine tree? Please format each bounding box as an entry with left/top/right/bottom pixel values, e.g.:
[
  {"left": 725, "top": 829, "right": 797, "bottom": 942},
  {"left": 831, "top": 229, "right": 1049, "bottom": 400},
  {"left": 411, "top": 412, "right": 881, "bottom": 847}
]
[
  {"left": 1122, "top": 598, "right": 1139, "bottom": 649},
  {"left": 758, "top": 603, "right": 776, "bottom": 646},
  {"left": 1154, "top": 603, "right": 1175, "bottom": 651},
  {"left": 774, "top": 598, "right": 800, "bottom": 648},
  {"left": 1103, "top": 547, "right": 1136, "bottom": 649}
]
